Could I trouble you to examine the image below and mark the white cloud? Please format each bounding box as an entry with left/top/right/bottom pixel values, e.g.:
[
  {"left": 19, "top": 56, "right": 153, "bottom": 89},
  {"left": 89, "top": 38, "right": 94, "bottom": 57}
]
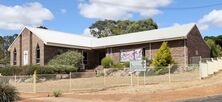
[
  {"left": 61, "top": 9, "right": 67, "bottom": 14},
  {"left": 0, "top": 2, "right": 54, "bottom": 30},
  {"left": 197, "top": 9, "right": 222, "bottom": 31},
  {"left": 78, "top": 0, "right": 172, "bottom": 20},
  {"left": 82, "top": 28, "right": 94, "bottom": 37},
  {"left": 172, "top": 23, "right": 181, "bottom": 27}
]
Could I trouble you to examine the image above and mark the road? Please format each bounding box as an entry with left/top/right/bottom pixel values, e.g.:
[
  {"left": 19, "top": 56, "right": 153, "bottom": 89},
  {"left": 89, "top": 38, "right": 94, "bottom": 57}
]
[{"left": 178, "top": 94, "right": 222, "bottom": 102}]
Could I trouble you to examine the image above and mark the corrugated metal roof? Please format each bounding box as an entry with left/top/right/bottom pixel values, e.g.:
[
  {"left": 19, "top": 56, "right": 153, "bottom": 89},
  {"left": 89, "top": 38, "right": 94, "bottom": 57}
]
[
  {"left": 92, "top": 23, "right": 195, "bottom": 48},
  {"left": 26, "top": 27, "right": 95, "bottom": 49},
  {"left": 9, "top": 23, "right": 196, "bottom": 50}
]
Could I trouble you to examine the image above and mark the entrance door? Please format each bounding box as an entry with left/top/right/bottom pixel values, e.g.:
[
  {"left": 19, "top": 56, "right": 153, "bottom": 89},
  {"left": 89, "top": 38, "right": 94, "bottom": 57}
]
[
  {"left": 98, "top": 51, "right": 106, "bottom": 65},
  {"left": 23, "top": 51, "right": 28, "bottom": 65}
]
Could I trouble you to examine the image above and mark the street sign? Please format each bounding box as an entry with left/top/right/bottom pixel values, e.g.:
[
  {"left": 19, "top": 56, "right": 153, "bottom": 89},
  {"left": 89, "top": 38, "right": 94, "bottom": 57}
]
[{"left": 130, "top": 60, "right": 146, "bottom": 72}]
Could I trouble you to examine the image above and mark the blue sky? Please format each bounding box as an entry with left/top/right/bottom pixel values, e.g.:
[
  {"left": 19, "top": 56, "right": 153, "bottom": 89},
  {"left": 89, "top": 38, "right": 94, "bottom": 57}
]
[{"left": 0, "top": 0, "right": 222, "bottom": 37}]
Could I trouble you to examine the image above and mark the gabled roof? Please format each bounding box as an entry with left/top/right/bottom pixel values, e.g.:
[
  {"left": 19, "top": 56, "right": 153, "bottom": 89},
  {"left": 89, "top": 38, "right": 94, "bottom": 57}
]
[
  {"left": 92, "top": 23, "right": 195, "bottom": 48},
  {"left": 8, "top": 23, "right": 197, "bottom": 50},
  {"left": 26, "top": 27, "right": 95, "bottom": 49}
]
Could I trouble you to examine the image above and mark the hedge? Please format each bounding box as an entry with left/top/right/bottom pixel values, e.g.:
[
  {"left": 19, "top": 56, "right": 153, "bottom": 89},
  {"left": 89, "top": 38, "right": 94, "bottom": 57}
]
[{"left": 0, "top": 65, "right": 78, "bottom": 76}]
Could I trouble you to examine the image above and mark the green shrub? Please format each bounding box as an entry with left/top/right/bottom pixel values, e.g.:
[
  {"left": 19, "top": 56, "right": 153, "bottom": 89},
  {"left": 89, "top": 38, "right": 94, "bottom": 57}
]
[
  {"left": 0, "top": 65, "right": 77, "bottom": 76},
  {"left": 0, "top": 82, "right": 19, "bottom": 102},
  {"left": 101, "top": 56, "right": 113, "bottom": 68},
  {"left": 143, "top": 57, "right": 152, "bottom": 66},
  {"left": 154, "top": 66, "right": 169, "bottom": 75},
  {"left": 39, "top": 65, "right": 55, "bottom": 74},
  {"left": 112, "top": 63, "right": 124, "bottom": 69},
  {"left": 48, "top": 51, "right": 83, "bottom": 70},
  {"left": 39, "top": 65, "right": 77, "bottom": 74},
  {"left": 53, "top": 90, "right": 62, "bottom": 97},
  {"left": 0, "top": 66, "right": 21, "bottom": 76},
  {"left": 123, "top": 62, "right": 130, "bottom": 68},
  {"left": 151, "top": 42, "right": 174, "bottom": 74}
]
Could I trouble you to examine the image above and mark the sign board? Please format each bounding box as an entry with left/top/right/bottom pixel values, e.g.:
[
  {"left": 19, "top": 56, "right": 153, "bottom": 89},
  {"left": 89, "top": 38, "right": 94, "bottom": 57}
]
[
  {"left": 120, "top": 48, "right": 142, "bottom": 61},
  {"left": 130, "top": 60, "right": 146, "bottom": 72}
]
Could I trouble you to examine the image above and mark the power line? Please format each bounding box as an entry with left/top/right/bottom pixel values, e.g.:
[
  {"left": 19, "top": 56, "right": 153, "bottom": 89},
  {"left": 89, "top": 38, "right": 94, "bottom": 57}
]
[{"left": 94, "top": 1, "right": 222, "bottom": 10}]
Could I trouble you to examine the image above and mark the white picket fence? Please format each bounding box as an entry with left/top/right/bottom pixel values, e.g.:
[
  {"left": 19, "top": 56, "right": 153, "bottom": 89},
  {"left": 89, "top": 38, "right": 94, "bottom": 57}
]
[{"left": 199, "top": 58, "right": 222, "bottom": 78}]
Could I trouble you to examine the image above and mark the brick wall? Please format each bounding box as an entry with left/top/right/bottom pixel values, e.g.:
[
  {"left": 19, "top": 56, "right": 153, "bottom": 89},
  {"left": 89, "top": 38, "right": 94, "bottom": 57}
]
[
  {"left": 31, "top": 33, "right": 45, "bottom": 65},
  {"left": 9, "top": 28, "right": 45, "bottom": 66},
  {"left": 10, "top": 35, "right": 21, "bottom": 66},
  {"left": 187, "top": 26, "right": 211, "bottom": 63},
  {"left": 107, "top": 40, "right": 186, "bottom": 65}
]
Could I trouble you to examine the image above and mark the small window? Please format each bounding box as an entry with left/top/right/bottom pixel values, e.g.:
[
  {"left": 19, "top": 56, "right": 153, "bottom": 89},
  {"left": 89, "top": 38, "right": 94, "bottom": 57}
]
[
  {"left": 13, "top": 49, "right": 17, "bottom": 65},
  {"left": 195, "top": 50, "right": 199, "bottom": 55},
  {"left": 36, "top": 45, "right": 40, "bottom": 64},
  {"left": 83, "top": 52, "right": 88, "bottom": 65}
]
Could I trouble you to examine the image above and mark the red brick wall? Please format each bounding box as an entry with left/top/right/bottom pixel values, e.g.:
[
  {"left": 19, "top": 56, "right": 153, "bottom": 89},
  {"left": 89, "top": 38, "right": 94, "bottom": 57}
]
[
  {"left": 9, "top": 28, "right": 45, "bottom": 66},
  {"left": 187, "top": 26, "right": 211, "bottom": 63},
  {"left": 31, "top": 33, "right": 45, "bottom": 65},
  {"left": 107, "top": 40, "right": 186, "bottom": 65},
  {"left": 9, "top": 35, "right": 21, "bottom": 66}
]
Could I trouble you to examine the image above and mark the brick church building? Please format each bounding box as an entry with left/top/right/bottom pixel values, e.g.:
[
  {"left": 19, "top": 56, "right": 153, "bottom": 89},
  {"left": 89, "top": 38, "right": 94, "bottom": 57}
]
[{"left": 8, "top": 23, "right": 210, "bottom": 69}]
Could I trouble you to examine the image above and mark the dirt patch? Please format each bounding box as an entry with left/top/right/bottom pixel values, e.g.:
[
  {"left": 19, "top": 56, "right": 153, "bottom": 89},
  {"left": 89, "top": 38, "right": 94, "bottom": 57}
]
[
  {"left": 62, "top": 83, "right": 222, "bottom": 102},
  {"left": 18, "top": 71, "right": 222, "bottom": 102}
]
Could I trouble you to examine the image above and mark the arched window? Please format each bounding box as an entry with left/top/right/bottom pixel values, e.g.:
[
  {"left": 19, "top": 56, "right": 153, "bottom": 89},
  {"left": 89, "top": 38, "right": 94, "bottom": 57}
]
[
  {"left": 13, "top": 49, "right": 17, "bottom": 65},
  {"left": 36, "top": 45, "right": 40, "bottom": 64}
]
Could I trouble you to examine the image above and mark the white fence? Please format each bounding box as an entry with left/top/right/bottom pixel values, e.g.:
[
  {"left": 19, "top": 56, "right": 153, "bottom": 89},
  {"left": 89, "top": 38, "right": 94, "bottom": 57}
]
[{"left": 199, "top": 58, "right": 222, "bottom": 79}]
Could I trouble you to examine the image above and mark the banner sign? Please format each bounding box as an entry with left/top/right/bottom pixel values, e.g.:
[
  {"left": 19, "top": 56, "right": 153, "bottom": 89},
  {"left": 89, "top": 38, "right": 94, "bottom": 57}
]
[
  {"left": 130, "top": 60, "right": 146, "bottom": 72},
  {"left": 120, "top": 48, "right": 142, "bottom": 62}
]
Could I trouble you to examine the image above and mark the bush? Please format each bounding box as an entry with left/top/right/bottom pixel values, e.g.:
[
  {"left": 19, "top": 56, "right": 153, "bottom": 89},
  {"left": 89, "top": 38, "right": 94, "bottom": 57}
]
[
  {"left": 112, "top": 63, "right": 125, "bottom": 69},
  {"left": 154, "top": 66, "right": 169, "bottom": 75},
  {"left": 101, "top": 56, "right": 113, "bottom": 68},
  {"left": 123, "top": 62, "right": 130, "bottom": 68},
  {"left": 53, "top": 90, "right": 62, "bottom": 97},
  {"left": 143, "top": 57, "right": 152, "bottom": 67},
  {"left": 37, "top": 65, "right": 77, "bottom": 74},
  {"left": 0, "top": 65, "right": 78, "bottom": 76},
  {"left": 151, "top": 42, "right": 174, "bottom": 73},
  {"left": 0, "top": 82, "right": 19, "bottom": 102},
  {"left": 48, "top": 51, "right": 83, "bottom": 70}
]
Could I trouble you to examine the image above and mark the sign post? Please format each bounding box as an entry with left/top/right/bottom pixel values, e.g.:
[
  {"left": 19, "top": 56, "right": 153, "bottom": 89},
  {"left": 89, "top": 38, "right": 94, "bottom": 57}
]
[{"left": 130, "top": 60, "right": 147, "bottom": 86}]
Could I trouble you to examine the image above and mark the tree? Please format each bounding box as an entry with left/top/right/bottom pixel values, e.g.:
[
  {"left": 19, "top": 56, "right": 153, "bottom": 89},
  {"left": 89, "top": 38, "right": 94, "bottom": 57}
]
[
  {"left": 206, "top": 39, "right": 221, "bottom": 57},
  {"left": 89, "top": 18, "right": 158, "bottom": 38},
  {"left": 37, "top": 26, "right": 48, "bottom": 29},
  {"left": 152, "top": 42, "right": 174, "bottom": 67},
  {"left": 204, "top": 35, "right": 222, "bottom": 47},
  {"left": 0, "top": 34, "right": 18, "bottom": 64}
]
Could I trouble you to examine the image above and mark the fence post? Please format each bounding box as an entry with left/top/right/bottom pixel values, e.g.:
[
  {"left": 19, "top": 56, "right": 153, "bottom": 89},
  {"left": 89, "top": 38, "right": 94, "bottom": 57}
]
[
  {"left": 33, "top": 70, "right": 37, "bottom": 93},
  {"left": 199, "top": 61, "right": 202, "bottom": 80},
  {"left": 103, "top": 69, "right": 106, "bottom": 87},
  {"left": 69, "top": 72, "right": 72, "bottom": 92},
  {"left": 168, "top": 64, "right": 171, "bottom": 83},
  {"left": 137, "top": 72, "right": 139, "bottom": 85},
  {"left": 130, "top": 72, "right": 133, "bottom": 86},
  {"left": 14, "top": 75, "right": 17, "bottom": 86},
  {"left": 143, "top": 71, "right": 145, "bottom": 85}
]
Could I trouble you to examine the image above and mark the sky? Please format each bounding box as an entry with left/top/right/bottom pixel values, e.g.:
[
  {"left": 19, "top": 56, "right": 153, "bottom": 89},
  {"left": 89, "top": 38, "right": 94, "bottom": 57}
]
[{"left": 0, "top": 0, "right": 222, "bottom": 37}]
